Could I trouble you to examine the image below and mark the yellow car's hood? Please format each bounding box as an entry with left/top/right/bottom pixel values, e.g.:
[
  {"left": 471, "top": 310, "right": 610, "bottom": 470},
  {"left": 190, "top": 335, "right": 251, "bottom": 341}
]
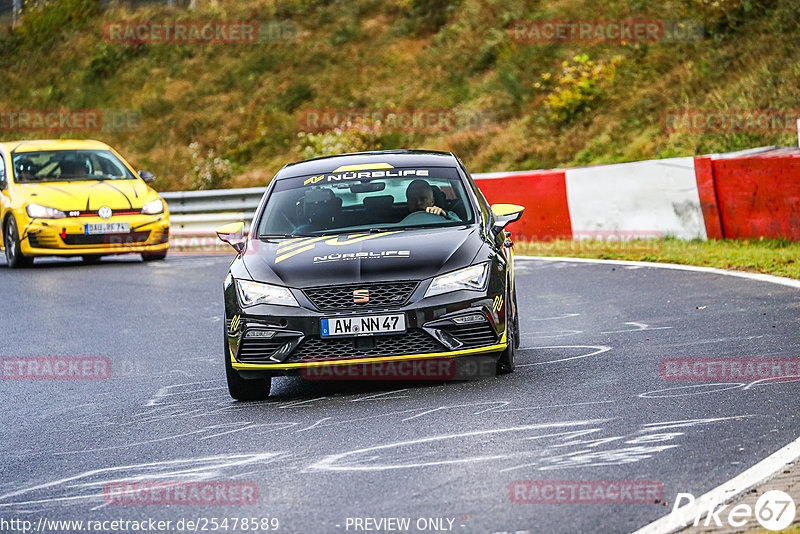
[{"left": 18, "top": 180, "right": 155, "bottom": 211}]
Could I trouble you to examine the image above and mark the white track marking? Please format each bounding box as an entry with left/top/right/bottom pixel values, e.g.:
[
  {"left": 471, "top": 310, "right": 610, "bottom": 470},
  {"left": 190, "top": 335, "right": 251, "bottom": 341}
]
[
  {"left": 658, "top": 335, "right": 765, "bottom": 348},
  {"left": 309, "top": 420, "right": 610, "bottom": 472},
  {"left": 0, "top": 453, "right": 281, "bottom": 509},
  {"left": 637, "top": 417, "right": 754, "bottom": 432},
  {"left": 485, "top": 400, "right": 615, "bottom": 413},
  {"left": 520, "top": 329, "right": 583, "bottom": 339},
  {"left": 518, "top": 256, "right": 800, "bottom": 290},
  {"left": 601, "top": 322, "right": 672, "bottom": 334},
  {"left": 638, "top": 383, "right": 745, "bottom": 398},
  {"left": 401, "top": 401, "right": 509, "bottom": 421},
  {"left": 145, "top": 380, "right": 221, "bottom": 406},
  {"left": 529, "top": 313, "right": 581, "bottom": 321},
  {"left": 517, "top": 345, "right": 612, "bottom": 366},
  {"left": 743, "top": 375, "right": 800, "bottom": 389},
  {"left": 632, "top": 436, "right": 800, "bottom": 534},
  {"left": 296, "top": 418, "right": 333, "bottom": 432},
  {"left": 277, "top": 396, "right": 329, "bottom": 409},
  {"left": 349, "top": 389, "right": 410, "bottom": 402}
]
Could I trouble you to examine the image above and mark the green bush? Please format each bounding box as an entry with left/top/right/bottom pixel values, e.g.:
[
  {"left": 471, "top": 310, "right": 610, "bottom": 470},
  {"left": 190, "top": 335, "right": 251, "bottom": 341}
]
[
  {"left": 538, "top": 54, "right": 621, "bottom": 124},
  {"left": 15, "top": 0, "right": 100, "bottom": 48}
]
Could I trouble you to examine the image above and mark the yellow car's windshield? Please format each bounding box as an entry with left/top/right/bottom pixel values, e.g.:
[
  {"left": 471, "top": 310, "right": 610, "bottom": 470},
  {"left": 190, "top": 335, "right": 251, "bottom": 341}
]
[{"left": 12, "top": 149, "right": 136, "bottom": 183}]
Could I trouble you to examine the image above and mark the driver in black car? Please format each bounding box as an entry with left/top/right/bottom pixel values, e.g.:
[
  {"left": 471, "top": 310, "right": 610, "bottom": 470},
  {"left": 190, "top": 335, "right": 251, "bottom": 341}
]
[{"left": 405, "top": 179, "right": 451, "bottom": 218}]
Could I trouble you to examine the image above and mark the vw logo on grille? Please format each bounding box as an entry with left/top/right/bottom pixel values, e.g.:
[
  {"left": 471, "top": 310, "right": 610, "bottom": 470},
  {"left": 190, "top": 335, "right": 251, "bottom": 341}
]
[
  {"left": 98, "top": 206, "right": 112, "bottom": 219},
  {"left": 353, "top": 289, "right": 369, "bottom": 304}
]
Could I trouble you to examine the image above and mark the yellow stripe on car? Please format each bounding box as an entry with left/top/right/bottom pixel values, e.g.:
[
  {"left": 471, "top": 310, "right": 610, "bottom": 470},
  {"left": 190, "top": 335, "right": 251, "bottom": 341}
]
[{"left": 230, "top": 342, "right": 507, "bottom": 370}]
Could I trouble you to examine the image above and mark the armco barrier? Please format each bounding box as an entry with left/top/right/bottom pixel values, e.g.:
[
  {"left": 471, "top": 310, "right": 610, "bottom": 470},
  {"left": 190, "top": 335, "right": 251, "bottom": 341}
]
[
  {"left": 160, "top": 146, "right": 799, "bottom": 251},
  {"left": 699, "top": 148, "right": 800, "bottom": 240},
  {"left": 473, "top": 170, "right": 571, "bottom": 240},
  {"left": 161, "top": 187, "right": 263, "bottom": 234}
]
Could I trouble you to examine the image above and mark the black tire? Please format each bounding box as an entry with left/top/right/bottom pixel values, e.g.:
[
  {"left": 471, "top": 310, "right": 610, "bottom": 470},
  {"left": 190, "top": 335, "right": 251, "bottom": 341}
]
[
  {"left": 82, "top": 255, "right": 103, "bottom": 264},
  {"left": 4, "top": 216, "right": 33, "bottom": 268},
  {"left": 496, "top": 288, "right": 517, "bottom": 375},
  {"left": 512, "top": 288, "right": 521, "bottom": 349},
  {"left": 224, "top": 326, "right": 271, "bottom": 401},
  {"left": 142, "top": 250, "right": 168, "bottom": 261}
]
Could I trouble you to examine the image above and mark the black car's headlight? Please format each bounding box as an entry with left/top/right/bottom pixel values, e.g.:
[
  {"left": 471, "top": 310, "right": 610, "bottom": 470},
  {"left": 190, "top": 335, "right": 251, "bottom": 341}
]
[
  {"left": 236, "top": 279, "right": 299, "bottom": 307},
  {"left": 425, "top": 263, "right": 489, "bottom": 298},
  {"left": 26, "top": 203, "right": 66, "bottom": 219}
]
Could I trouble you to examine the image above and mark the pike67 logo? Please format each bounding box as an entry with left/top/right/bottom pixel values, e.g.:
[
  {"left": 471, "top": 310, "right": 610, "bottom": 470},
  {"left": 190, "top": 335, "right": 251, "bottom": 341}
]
[{"left": 671, "top": 489, "right": 796, "bottom": 531}]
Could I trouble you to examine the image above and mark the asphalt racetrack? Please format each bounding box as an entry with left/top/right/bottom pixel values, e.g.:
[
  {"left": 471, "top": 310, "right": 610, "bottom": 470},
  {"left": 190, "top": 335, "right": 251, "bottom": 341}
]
[{"left": 1, "top": 254, "right": 798, "bottom": 533}]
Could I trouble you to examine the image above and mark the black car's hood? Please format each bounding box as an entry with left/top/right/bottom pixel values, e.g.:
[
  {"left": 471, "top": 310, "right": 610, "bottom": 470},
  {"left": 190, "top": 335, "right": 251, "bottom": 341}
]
[{"left": 241, "top": 226, "right": 485, "bottom": 287}]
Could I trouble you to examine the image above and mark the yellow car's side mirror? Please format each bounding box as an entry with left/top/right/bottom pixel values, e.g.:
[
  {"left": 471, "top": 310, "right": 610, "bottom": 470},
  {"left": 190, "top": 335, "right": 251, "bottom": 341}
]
[
  {"left": 216, "top": 222, "right": 246, "bottom": 252},
  {"left": 490, "top": 204, "right": 524, "bottom": 235}
]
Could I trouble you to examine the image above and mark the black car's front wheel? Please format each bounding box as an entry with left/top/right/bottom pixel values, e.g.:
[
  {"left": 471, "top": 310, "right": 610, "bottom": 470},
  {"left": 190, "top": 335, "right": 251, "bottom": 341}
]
[
  {"left": 4, "top": 216, "right": 33, "bottom": 268},
  {"left": 496, "top": 288, "right": 517, "bottom": 375},
  {"left": 224, "top": 327, "right": 271, "bottom": 401}
]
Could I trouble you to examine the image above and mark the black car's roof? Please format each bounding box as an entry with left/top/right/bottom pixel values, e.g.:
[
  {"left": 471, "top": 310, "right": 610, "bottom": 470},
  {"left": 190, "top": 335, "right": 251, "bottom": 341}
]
[{"left": 275, "top": 150, "right": 458, "bottom": 179}]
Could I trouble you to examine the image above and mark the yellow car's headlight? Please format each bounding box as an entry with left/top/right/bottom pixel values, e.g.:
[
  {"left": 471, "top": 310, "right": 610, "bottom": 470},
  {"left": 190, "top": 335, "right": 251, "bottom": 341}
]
[
  {"left": 141, "top": 199, "right": 164, "bottom": 215},
  {"left": 26, "top": 203, "right": 66, "bottom": 219}
]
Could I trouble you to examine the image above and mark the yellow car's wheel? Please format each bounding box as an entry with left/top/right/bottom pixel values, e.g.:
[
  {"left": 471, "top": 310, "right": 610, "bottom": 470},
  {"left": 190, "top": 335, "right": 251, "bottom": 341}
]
[{"left": 4, "top": 216, "right": 33, "bottom": 268}]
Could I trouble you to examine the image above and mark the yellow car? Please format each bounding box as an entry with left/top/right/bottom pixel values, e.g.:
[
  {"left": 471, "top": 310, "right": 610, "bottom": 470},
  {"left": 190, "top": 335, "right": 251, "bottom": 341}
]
[{"left": 0, "top": 139, "right": 169, "bottom": 267}]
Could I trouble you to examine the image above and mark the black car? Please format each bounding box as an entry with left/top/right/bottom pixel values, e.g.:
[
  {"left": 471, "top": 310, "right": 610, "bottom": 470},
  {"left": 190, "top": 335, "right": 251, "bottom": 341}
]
[{"left": 216, "top": 150, "right": 524, "bottom": 400}]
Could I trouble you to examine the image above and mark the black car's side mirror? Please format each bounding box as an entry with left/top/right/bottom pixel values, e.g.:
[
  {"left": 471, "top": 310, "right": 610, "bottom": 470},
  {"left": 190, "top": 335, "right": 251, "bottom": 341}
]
[
  {"left": 490, "top": 204, "right": 525, "bottom": 235},
  {"left": 216, "top": 222, "right": 246, "bottom": 253},
  {"left": 138, "top": 170, "right": 156, "bottom": 183},
  {"left": 0, "top": 167, "right": 6, "bottom": 190}
]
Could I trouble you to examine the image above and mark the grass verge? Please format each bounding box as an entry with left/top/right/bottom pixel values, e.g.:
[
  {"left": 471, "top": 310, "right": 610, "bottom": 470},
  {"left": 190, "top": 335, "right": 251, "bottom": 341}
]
[{"left": 515, "top": 238, "right": 800, "bottom": 280}]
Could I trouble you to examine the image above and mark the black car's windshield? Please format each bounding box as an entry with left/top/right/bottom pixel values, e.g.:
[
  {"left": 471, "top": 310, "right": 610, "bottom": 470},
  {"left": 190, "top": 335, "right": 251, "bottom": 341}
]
[
  {"left": 258, "top": 166, "right": 475, "bottom": 236},
  {"left": 12, "top": 149, "right": 136, "bottom": 183}
]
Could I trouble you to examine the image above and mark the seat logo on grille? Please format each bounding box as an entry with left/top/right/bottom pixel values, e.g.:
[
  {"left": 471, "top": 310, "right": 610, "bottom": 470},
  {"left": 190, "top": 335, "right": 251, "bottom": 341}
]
[{"left": 353, "top": 289, "right": 370, "bottom": 304}]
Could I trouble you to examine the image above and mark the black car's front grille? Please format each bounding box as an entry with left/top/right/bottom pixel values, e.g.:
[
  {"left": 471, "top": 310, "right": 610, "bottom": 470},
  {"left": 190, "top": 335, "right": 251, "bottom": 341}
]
[
  {"left": 303, "top": 281, "right": 418, "bottom": 311},
  {"left": 63, "top": 231, "right": 150, "bottom": 246},
  {"left": 441, "top": 322, "right": 498, "bottom": 348},
  {"left": 287, "top": 329, "right": 444, "bottom": 362},
  {"left": 237, "top": 338, "right": 289, "bottom": 363}
]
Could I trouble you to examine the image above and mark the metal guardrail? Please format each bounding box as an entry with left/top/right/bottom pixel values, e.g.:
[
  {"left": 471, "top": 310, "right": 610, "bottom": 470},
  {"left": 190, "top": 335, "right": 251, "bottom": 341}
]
[
  {"left": 161, "top": 187, "right": 265, "bottom": 233},
  {"left": 161, "top": 187, "right": 265, "bottom": 214}
]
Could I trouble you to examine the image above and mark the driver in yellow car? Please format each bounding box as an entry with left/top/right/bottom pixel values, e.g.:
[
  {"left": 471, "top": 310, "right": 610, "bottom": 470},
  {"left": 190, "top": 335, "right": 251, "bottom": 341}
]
[{"left": 405, "top": 179, "right": 449, "bottom": 218}]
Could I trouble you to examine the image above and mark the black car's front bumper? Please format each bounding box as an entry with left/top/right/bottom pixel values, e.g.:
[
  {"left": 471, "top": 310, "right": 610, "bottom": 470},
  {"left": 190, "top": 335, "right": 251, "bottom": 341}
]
[{"left": 224, "top": 282, "right": 508, "bottom": 375}]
